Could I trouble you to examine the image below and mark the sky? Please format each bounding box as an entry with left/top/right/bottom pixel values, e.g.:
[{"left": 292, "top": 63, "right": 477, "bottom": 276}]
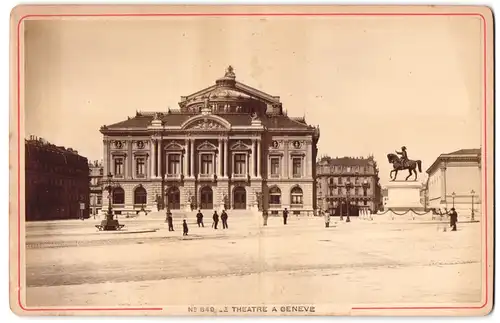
[{"left": 23, "top": 15, "right": 483, "bottom": 185}]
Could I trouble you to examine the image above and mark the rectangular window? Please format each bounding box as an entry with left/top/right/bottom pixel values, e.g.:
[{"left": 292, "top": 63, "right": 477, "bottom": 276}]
[
  {"left": 354, "top": 187, "right": 359, "bottom": 195},
  {"left": 136, "top": 157, "right": 146, "bottom": 176},
  {"left": 97, "top": 196, "right": 102, "bottom": 205},
  {"left": 167, "top": 154, "right": 181, "bottom": 175},
  {"left": 292, "top": 158, "right": 302, "bottom": 178},
  {"left": 201, "top": 154, "right": 213, "bottom": 175},
  {"left": 234, "top": 154, "right": 246, "bottom": 175},
  {"left": 338, "top": 188, "right": 342, "bottom": 195},
  {"left": 270, "top": 157, "right": 280, "bottom": 177},
  {"left": 338, "top": 177, "right": 343, "bottom": 184},
  {"left": 346, "top": 166, "right": 351, "bottom": 172},
  {"left": 114, "top": 158, "right": 124, "bottom": 176}
]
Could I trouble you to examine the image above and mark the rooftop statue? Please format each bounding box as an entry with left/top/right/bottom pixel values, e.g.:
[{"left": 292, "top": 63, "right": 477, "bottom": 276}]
[{"left": 224, "top": 65, "right": 236, "bottom": 78}]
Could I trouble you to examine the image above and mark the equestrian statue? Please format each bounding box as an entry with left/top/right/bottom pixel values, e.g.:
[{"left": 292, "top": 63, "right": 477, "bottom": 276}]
[{"left": 387, "top": 146, "right": 422, "bottom": 181}]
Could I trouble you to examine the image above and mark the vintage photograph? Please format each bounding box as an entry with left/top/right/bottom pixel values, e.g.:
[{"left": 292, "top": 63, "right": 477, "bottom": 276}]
[{"left": 10, "top": 5, "right": 493, "bottom": 316}]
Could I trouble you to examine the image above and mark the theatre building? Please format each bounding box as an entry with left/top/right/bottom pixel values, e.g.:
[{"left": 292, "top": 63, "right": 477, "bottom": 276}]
[{"left": 100, "top": 66, "right": 320, "bottom": 214}]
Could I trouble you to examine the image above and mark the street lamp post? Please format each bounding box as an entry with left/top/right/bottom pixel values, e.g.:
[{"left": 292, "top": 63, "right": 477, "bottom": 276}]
[
  {"left": 345, "top": 181, "right": 353, "bottom": 223},
  {"left": 451, "top": 191, "right": 456, "bottom": 209},
  {"left": 330, "top": 182, "right": 338, "bottom": 219},
  {"left": 471, "top": 189, "right": 475, "bottom": 221},
  {"left": 362, "top": 180, "right": 369, "bottom": 214},
  {"left": 160, "top": 122, "right": 166, "bottom": 211},
  {"left": 99, "top": 172, "right": 124, "bottom": 231}
]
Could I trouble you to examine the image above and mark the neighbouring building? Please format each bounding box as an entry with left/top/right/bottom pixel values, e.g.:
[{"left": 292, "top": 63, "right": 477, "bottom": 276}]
[
  {"left": 316, "top": 155, "right": 382, "bottom": 214},
  {"left": 25, "top": 136, "right": 90, "bottom": 221},
  {"left": 99, "top": 66, "right": 320, "bottom": 215},
  {"left": 89, "top": 160, "right": 104, "bottom": 216},
  {"left": 426, "top": 148, "right": 481, "bottom": 216}
]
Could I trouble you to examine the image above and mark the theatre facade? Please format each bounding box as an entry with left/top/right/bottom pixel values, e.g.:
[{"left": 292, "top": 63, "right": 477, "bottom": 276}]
[{"left": 100, "top": 66, "right": 320, "bottom": 215}]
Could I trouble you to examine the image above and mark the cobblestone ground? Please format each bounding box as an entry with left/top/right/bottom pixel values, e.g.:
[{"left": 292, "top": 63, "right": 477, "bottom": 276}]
[{"left": 25, "top": 215, "right": 483, "bottom": 307}]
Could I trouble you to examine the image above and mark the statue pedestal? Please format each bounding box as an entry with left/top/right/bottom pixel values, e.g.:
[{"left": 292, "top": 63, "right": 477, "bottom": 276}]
[{"left": 385, "top": 181, "right": 424, "bottom": 211}]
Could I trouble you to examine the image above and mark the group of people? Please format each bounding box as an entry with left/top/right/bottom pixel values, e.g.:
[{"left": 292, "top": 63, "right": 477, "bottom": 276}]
[{"left": 165, "top": 208, "right": 230, "bottom": 236}]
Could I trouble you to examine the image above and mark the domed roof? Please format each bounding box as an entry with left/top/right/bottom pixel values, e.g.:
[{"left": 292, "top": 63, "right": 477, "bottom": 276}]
[{"left": 207, "top": 88, "right": 253, "bottom": 100}]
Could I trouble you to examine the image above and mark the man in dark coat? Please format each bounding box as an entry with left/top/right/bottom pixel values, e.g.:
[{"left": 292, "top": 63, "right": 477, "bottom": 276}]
[
  {"left": 166, "top": 208, "right": 174, "bottom": 232},
  {"left": 221, "top": 210, "right": 229, "bottom": 229},
  {"left": 182, "top": 219, "right": 189, "bottom": 236},
  {"left": 212, "top": 211, "right": 219, "bottom": 229},
  {"left": 449, "top": 208, "right": 458, "bottom": 231},
  {"left": 196, "top": 209, "right": 204, "bottom": 227},
  {"left": 283, "top": 208, "right": 289, "bottom": 225}
]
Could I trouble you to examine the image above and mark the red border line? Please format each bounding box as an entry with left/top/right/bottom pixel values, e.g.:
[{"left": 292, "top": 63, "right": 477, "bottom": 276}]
[{"left": 16, "top": 12, "right": 489, "bottom": 312}]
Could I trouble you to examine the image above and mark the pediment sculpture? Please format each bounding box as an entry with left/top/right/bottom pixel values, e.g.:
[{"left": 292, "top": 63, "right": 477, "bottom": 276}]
[
  {"left": 190, "top": 119, "right": 225, "bottom": 130},
  {"left": 197, "top": 140, "right": 217, "bottom": 151},
  {"left": 231, "top": 140, "right": 249, "bottom": 150}
]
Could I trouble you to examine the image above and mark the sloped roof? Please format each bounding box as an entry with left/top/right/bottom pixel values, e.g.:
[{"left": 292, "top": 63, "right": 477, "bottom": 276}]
[
  {"left": 446, "top": 148, "right": 481, "bottom": 155},
  {"left": 318, "top": 156, "right": 374, "bottom": 166},
  {"left": 103, "top": 112, "right": 313, "bottom": 131},
  {"left": 426, "top": 148, "right": 481, "bottom": 174}
]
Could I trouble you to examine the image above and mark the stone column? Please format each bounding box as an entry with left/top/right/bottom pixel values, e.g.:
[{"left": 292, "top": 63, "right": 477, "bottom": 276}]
[
  {"left": 223, "top": 139, "right": 228, "bottom": 177},
  {"left": 128, "top": 140, "right": 133, "bottom": 179},
  {"left": 190, "top": 139, "right": 195, "bottom": 177},
  {"left": 103, "top": 139, "right": 108, "bottom": 176},
  {"left": 183, "top": 139, "right": 189, "bottom": 177},
  {"left": 250, "top": 139, "right": 255, "bottom": 178},
  {"left": 218, "top": 139, "right": 223, "bottom": 177},
  {"left": 151, "top": 139, "right": 156, "bottom": 178},
  {"left": 157, "top": 140, "right": 162, "bottom": 178},
  {"left": 256, "top": 139, "right": 261, "bottom": 178}
]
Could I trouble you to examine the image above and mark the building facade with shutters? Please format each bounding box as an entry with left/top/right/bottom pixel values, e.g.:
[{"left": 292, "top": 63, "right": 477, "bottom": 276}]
[
  {"left": 25, "top": 136, "right": 90, "bottom": 221},
  {"left": 100, "top": 66, "right": 320, "bottom": 215},
  {"left": 316, "top": 156, "right": 382, "bottom": 214}
]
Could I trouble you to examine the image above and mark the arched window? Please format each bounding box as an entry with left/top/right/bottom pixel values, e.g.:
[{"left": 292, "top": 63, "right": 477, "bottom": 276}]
[
  {"left": 112, "top": 187, "right": 125, "bottom": 204},
  {"left": 269, "top": 186, "right": 281, "bottom": 205},
  {"left": 291, "top": 186, "right": 303, "bottom": 205},
  {"left": 134, "top": 186, "right": 147, "bottom": 205}
]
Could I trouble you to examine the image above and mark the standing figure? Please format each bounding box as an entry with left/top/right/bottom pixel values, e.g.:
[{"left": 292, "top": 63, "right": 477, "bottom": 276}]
[
  {"left": 212, "top": 211, "right": 219, "bottom": 230},
  {"left": 221, "top": 210, "right": 229, "bottom": 229},
  {"left": 182, "top": 219, "right": 189, "bottom": 236},
  {"left": 324, "top": 210, "right": 330, "bottom": 228},
  {"left": 395, "top": 146, "right": 409, "bottom": 168},
  {"left": 283, "top": 208, "right": 289, "bottom": 225},
  {"left": 166, "top": 208, "right": 174, "bottom": 232},
  {"left": 263, "top": 211, "right": 269, "bottom": 226},
  {"left": 449, "top": 208, "right": 458, "bottom": 231},
  {"left": 196, "top": 209, "right": 204, "bottom": 227}
]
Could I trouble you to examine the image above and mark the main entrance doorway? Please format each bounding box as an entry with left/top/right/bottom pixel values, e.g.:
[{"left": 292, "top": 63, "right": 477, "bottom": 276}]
[
  {"left": 166, "top": 186, "right": 180, "bottom": 209},
  {"left": 200, "top": 186, "right": 213, "bottom": 209},
  {"left": 233, "top": 186, "right": 246, "bottom": 209}
]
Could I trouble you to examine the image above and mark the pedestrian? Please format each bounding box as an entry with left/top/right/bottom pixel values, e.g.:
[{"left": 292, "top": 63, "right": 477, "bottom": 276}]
[
  {"left": 221, "top": 209, "right": 228, "bottom": 229},
  {"left": 212, "top": 211, "right": 219, "bottom": 230},
  {"left": 196, "top": 209, "right": 204, "bottom": 227},
  {"left": 263, "top": 210, "right": 269, "bottom": 226},
  {"left": 324, "top": 210, "right": 330, "bottom": 228},
  {"left": 182, "top": 219, "right": 189, "bottom": 236},
  {"left": 166, "top": 208, "right": 174, "bottom": 232},
  {"left": 283, "top": 208, "right": 289, "bottom": 225},
  {"left": 449, "top": 207, "right": 458, "bottom": 231}
]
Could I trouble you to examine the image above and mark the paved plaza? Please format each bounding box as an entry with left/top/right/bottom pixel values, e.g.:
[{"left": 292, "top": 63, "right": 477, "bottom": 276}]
[{"left": 25, "top": 213, "right": 482, "bottom": 307}]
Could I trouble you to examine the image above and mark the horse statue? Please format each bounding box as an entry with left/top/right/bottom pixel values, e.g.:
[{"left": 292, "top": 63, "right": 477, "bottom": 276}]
[{"left": 387, "top": 153, "right": 422, "bottom": 181}]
